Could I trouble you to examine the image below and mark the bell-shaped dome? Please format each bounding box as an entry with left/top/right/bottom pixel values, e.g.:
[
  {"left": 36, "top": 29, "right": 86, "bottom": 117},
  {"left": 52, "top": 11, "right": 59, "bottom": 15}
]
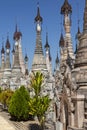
[
  {"left": 35, "top": 6, "right": 43, "bottom": 22},
  {"left": 61, "top": 0, "right": 72, "bottom": 15},
  {"left": 13, "top": 25, "right": 22, "bottom": 40}
]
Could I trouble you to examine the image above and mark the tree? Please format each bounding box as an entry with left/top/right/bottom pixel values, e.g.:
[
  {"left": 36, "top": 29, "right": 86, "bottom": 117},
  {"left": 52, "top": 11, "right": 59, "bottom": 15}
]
[
  {"left": 29, "top": 71, "right": 50, "bottom": 130},
  {"left": 8, "top": 86, "right": 30, "bottom": 121}
]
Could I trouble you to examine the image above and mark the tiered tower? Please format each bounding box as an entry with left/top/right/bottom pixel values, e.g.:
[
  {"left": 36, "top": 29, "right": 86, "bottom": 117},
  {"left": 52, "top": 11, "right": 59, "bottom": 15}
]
[
  {"left": 0, "top": 43, "right": 5, "bottom": 79},
  {"left": 13, "top": 25, "right": 26, "bottom": 74},
  {"left": 12, "top": 27, "right": 21, "bottom": 77},
  {"left": 69, "top": 0, "right": 87, "bottom": 129},
  {"left": 61, "top": 0, "right": 74, "bottom": 61},
  {"left": 2, "top": 37, "right": 11, "bottom": 89},
  {"left": 75, "top": 0, "right": 87, "bottom": 68},
  {"left": 32, "top": 5, "right": 47, "bottom": 73},
  {"left": 5, "top": 36, "right": 11, "bottom": 69},
  {"left": 4, "top": 37, "right": 11, "bottom": 76},
  {"left": 1, "top": 43, "right": 5, "bottom": 70}
]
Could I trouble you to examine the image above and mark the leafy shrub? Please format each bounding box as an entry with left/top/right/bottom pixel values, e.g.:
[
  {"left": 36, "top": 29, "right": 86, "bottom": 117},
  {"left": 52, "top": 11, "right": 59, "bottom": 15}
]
[
  {"left": 0, "top": 89, "right": 14, "bottom": 109},
  {"left": 8, "top": 86, "right": 30, "bottom": 121},
  {"left": 29, "top": 72, "right": 50, "bottom": 130}
]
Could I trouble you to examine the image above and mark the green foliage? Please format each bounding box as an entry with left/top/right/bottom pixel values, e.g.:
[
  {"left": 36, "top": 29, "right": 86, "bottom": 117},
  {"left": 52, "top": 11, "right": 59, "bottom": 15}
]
[
  {"left": 8, "top": 86, "right": 30, "bottom": 121},
  {"left": 29, "top": 96, "right": 50, "bottom": 125},
  {"left": 30, "top": 71, "right": 44, "bottom": 97},
  {"left": 29, "top": 72, "right": 50, "bottom": 129},
  {"left": 0, "top": 89, "right": 14, "bottom": 108}
]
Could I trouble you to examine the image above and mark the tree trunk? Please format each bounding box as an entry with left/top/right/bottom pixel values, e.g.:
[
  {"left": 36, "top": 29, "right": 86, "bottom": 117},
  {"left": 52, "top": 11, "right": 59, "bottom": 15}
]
[{"left": 41, "top": 122, "right": 45, "bottom": 130}]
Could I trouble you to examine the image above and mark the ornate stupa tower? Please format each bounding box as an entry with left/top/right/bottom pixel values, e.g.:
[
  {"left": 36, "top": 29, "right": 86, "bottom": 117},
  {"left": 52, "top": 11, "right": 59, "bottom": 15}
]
[
  {"left": 5, "top": 36, "right": 11, "bottom": 69},
  {"left": 44, "top": 32, "right": 52, "bottom": 76},
  {"left": 70, "top": 0, "right": 87, "bottom": 129},
  {"left": 13, "top": 25, "right": 25, "bottom": 74},
  {"left": 75, "top": 0, "right": 87, "bottom": 68},
  {"left": 32, "top": 4, "right": 47, "bottom": 73},
  {"left": 2, "top": 36, "right": 11, "bottom": 88},
  {"left": 1, "top": 43, "right": 5, "bottom": 70},
  {"left": 12, "top": 27, "right": 21, "bottom": 76},
  {"left": 0, "top": 43, "right": 5, "bottom": 79},
  {"left": 61, "top": 0, "right": 74, "bottom": 61}
]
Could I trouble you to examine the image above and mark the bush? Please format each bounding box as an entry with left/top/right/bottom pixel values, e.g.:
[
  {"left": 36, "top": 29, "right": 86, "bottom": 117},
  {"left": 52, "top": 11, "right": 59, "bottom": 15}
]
[
  {"left": 8, "top": 86, "right": 30, "bottom": 121},
  {"left": 0, "top": 89, "right": 14, "bottom": 109}
]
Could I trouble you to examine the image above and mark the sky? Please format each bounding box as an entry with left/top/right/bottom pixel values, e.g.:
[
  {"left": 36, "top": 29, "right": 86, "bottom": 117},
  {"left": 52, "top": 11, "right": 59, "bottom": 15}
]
[{"left": 0, "top": 0, "right": 85, "bottom": 70}]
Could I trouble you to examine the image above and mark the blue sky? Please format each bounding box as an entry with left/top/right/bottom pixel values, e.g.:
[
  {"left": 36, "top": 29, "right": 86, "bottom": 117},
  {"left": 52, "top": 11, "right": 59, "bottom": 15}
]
[{"left": 0, "top": 0, "right": 85, "bottom": 70}]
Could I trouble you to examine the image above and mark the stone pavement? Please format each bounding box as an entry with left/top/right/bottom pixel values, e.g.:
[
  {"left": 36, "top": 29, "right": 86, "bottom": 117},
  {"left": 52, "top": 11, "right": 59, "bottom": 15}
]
[
  {"left": 0, "top": 110, "right": 40, "bottom": 130},
  {"left": 0, "top": 115, "right": 16, "bottom": 130},
  {"left": 0, "top": 110, "right": 56, "bottom": 130}
]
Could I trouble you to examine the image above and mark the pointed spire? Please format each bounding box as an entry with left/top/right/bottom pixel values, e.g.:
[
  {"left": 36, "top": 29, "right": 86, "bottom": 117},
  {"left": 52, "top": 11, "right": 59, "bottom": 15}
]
[
  {"left": 44, "top": 32, "right": 50, "bottom": 49},
  {"left": 66, "top": 49, "right": 73, "bottom": 69},
  {"left": 61, "top": 0, "right": 72, "bottom": 15},
  {"left": 59, "top": 33, "right": 64, "bottom": 47},
  {"left": 12, "top": 43, "right": 15, "bottom": 53},
  {"left": 1, "top": 42, "right": 5, "bottom": 54},
  {"left": 5, "top": 35, "right": 10, "bottom": 49},
  {"left": 15, "top": 24, "right": 18, "bottom": 32},
  {"left": 1, "top": 41, "right": 5, "bottom": 70},
  {"left": 86, "top": 0, "right": 87, "bottom": 8},
  {"left": 77, "top": 3, "right": 80, "bottom": 34},
  {"left": 25, "top": 53, "right": 28, "bottom": 62},
  {"left": 83, "top": 0, "right": 87, "bottom": 33},
  {"left": 49, "top": 49, "right": 52, "bottom": 62},
  {"left": 13, "top": 24, "right": 22, "bottom": 40},
  {"left": 74, "top": 43, "right": 78, "bottom": 54},
  {"left": 35, "top": 3, "right": 43, "bottom": 22},
  {"left": 55, "top": 51, "right": 59, "bottom": 71},
  {"left": 55, "top": 52, "right": 59, "bottom": 64},
  {"left": 5, "top": 35, "right": 11, "bottom": 69},
  {"left": 76, "top": 21, "right": 81, "bottom": 39},
  {"left": 77, "top": 26, "right": 81, "bottom": 34},
  {"left": 24, "top": 48, "right": 28, "bottom": 62},
  {"left": 24, "top": 49, "right": 29, "bottom": 76}
]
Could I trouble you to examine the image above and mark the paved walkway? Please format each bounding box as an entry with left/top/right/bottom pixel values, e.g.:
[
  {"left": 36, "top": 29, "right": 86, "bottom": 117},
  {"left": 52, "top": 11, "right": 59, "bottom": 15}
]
[{"left": 0, "top": 115, "right": 16, "bottom": 130}]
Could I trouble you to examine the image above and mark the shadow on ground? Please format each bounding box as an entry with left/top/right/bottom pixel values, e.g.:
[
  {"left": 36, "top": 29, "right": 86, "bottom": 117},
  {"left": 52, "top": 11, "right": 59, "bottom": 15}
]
[{"left": 29, "top": 123, "right": 41, "bottom": 130}]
